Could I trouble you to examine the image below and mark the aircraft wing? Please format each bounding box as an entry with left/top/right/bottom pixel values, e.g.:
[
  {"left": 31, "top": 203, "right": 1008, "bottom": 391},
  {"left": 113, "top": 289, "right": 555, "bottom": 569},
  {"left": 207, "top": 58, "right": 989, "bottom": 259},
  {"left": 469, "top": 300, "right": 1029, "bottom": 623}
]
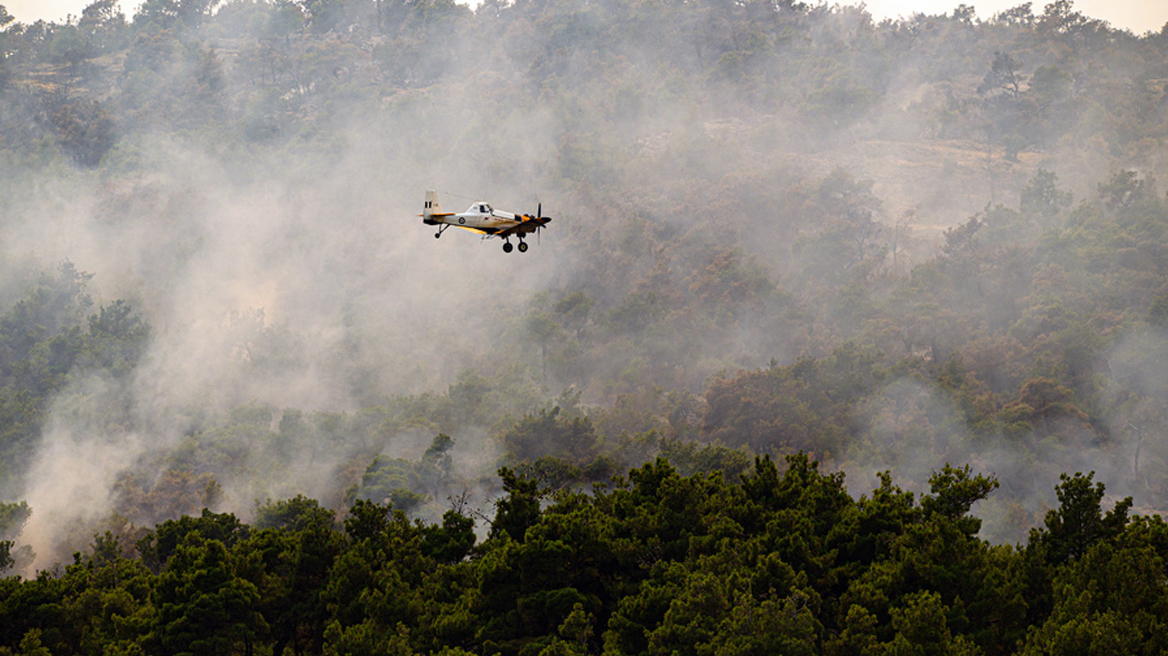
[
  {"left": 454, "top": 225, "right": 493, "bottom": 236},
  {"left": 495, "top": 221, "right": 542, "bottom": 238}
]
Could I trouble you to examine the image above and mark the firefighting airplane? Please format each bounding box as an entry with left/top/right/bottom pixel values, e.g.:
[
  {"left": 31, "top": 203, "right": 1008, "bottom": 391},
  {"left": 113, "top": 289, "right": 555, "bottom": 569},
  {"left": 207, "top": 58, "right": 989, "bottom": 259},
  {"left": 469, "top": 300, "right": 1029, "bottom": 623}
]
[{"left": 421, "top": 190, "right": 552, "bottom": 253}]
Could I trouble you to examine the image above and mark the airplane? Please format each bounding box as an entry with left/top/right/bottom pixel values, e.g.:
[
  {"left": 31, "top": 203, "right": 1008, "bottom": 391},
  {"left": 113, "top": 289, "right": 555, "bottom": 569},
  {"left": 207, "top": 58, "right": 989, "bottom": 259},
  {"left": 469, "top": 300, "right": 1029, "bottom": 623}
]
[{"left": 421, "top": 190, "right": 552, "bottom": 253}]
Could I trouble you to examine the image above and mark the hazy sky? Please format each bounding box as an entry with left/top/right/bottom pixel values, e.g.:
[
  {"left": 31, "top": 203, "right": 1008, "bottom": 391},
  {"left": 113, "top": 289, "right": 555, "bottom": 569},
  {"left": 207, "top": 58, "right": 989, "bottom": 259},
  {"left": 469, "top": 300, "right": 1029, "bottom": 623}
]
[
  {"left": 866, "top": 0, "right": 1168, "bottom": 32},
  {"left": 4, "top": 0, "right": 1168, "bottom": 33}
]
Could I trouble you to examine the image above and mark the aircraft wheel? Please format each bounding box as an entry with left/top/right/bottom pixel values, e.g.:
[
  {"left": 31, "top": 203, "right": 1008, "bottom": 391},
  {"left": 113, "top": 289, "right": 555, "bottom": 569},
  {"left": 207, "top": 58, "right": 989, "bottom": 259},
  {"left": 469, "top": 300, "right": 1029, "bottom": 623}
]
[
  {"left": 503, "top": 241, "right": 514, "bottom": 253},
  {"left": 517, "top": 241, "right": 529, "bottom": 253},
  {"left": 435, "top": 233, "right": 441, "bottom": 239}
]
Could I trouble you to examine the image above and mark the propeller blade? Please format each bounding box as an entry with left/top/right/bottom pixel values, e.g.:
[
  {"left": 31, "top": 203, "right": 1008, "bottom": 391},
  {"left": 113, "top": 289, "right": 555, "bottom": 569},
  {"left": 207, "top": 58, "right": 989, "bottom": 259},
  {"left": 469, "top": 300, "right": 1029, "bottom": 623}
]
[{"left": 537, "top": 202, "right": 542, "bottom": 219}]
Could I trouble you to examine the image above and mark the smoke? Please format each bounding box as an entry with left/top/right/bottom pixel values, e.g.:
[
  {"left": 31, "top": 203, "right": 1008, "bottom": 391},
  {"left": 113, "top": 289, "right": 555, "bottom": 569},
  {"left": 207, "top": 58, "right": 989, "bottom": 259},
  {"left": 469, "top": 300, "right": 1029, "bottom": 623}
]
[
  {"left": 4, "top": 0, "right": 1165, "bottom": 567},
  {"left": 20, "top": 390, "right": 152, "bottom": 567},
  {"left": 1097, "top": 329, "right": 1168, "bottom": 507},
  {"left": 5, "top": 87, "right": 576, "bottom": 568},
  {"left": 840, "top": 377, "right": 961, "bottom": 494},
  {"left": 838, "top": 351, "right": 1158, "bottom": 545}
]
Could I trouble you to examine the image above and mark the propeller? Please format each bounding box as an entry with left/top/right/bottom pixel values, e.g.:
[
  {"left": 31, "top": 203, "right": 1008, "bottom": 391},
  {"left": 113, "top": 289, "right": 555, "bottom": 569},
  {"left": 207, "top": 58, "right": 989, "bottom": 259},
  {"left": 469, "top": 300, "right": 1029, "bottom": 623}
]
[
  {"left": 534, "top": 202, "right": 551, "bottom": 244},
  {"left": 521, "top": 202, "right": 551, "bottom": 244}
]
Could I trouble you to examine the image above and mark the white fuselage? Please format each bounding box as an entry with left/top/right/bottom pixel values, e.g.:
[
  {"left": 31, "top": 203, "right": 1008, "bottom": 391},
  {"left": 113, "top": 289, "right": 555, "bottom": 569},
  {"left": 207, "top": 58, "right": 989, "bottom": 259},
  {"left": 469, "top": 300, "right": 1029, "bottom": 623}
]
[{"left": 443, "top": 202, "right": 517, "bottom": 233}]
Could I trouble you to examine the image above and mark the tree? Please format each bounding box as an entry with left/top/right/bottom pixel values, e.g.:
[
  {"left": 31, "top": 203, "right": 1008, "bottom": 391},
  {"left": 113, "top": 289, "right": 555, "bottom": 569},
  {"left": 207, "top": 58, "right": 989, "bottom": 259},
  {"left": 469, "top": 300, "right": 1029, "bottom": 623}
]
[
  {"left": 80, "top": 0, "right": 124, "bottom": 29},
  {"left": 1020, "top": 169, "right": 1072, "bottom": 221},
  {"left": 47, "top": 98, "right": 116, "bottom": 167},
  {"left": 137, "top": 509, "right": 249, "bottom": 572},
  {"left": 1031, "top": 472, "right": 1132, "bottom": 565},
  {"left": 420, "top": 510, "right": 475, "bottom": 563},
  {"left": 0, "top": 501, "right": 31, "bottom": 542},
  {"left": 49, "top": 25, "right": 88, "bottom": 69},
  {"left": 952, "top": 4, "right": 976, "bottom": 24},
  {"left": 153, "top": 533, "right": 265, "bottom": 656},
  {"left": 992, "top": 2, "right": 1034, "bottom": 26},
  {"left": 237, "top": 514, "right": 341, "bottom": 656},
  {"left": 254, "top": 495, "right": 335, "bottom": 532},
  {"left": 80, "top": 301, "right": 151, "bottom": 376},
  {"left": 134, "top": 0, "right": 221, "bottom": 30},
  {"left": 977, "top": 50, "right": 1032, "bottom": 160},
  {"left": 420, "top": 433, "right": 455, "bottom": 496},
  {"left": 879, "top": 590, "right": 979, "bottom": 656},
  {"left": 1037, "top": 0, "right": 1087, "bottom": 35},
  {"left": 134, "top": 0, "right": 181, "bottom": 29},
  {"left": 942, "top": 214, "right": 983, "bottom": 256},
  {"left": 920, "top": 464, "right": 999, "bottom": 537},
  {"left": 793, "top": 169, "right": 885, "bottom": 290},
  {"left": 352, "top": 456, "right": 430, "bottom": 514},
  {"left": 979, "top": 51, "right": 1024, "bottom": 99},
  {"left": 701, "top": 345, "right": 883, "bottom": 457},
  {"left": 553, "top": 292, "right": 593, "bottom": 340},
  {"left": 177, "top": 0, "right": 220, "bottom": 29},
  {"left": 1019, "top": 517, "right": 1168, "bottom": 655},
  {"left": 54, "top": 534, "right": 156, "bottom": 654},
  {"left": 489, "top": 467, "right": 541, "bottom": 542},
  {"left": 500, "top": 407, "right": 600, "bottom": 465},
  {"left": 1097, "top": 170, "right": 1150, "bottom": 211}
]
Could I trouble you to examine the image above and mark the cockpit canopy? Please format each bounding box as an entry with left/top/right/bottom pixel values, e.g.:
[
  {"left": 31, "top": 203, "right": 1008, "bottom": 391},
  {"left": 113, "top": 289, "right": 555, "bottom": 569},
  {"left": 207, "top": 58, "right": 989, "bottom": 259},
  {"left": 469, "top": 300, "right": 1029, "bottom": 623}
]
[{"left": 470, "top": 203, "right": 492, "bottom": 214}]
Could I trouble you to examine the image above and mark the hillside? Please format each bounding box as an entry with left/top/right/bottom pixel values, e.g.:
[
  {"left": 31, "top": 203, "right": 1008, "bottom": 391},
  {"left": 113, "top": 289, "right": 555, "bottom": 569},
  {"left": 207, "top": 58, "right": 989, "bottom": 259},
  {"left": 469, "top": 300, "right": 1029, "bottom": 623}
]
[{"left": 1, "top": 0, "right": 1168, "bottom": 651}]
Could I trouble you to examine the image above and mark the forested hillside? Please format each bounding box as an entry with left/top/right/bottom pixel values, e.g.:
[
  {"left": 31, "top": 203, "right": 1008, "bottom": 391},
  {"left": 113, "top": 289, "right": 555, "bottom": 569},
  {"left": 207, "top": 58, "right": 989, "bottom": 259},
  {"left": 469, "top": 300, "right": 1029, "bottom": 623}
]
[
  {"left": 2, "top": 456, "right": 1166, "bottom": 656},
  {"left": 2, "top": 0, "right": 1168, "bottom": 651}
]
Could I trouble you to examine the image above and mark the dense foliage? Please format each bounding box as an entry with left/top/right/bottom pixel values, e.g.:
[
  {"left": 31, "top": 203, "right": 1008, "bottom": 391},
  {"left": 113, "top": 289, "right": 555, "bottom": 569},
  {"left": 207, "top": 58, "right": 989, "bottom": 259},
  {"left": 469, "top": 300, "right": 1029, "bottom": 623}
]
[{"left": 2, "top": 456, "right": 1166, "bottom": 655}]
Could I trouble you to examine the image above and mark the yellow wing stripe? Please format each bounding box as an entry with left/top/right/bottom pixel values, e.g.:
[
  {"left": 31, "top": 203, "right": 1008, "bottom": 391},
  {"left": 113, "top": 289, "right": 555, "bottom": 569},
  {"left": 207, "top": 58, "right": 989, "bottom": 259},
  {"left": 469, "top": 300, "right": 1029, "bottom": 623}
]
[{"left": 454, "top": 225, "right": 491, "bottom": 235}]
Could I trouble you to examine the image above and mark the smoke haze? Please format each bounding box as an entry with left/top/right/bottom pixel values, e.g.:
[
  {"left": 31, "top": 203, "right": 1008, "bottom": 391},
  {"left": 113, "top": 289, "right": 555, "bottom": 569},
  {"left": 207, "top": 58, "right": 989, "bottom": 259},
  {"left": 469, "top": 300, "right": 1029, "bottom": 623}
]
[{"left": 1, "top": 0, "right": 1166, "bottom": 570}]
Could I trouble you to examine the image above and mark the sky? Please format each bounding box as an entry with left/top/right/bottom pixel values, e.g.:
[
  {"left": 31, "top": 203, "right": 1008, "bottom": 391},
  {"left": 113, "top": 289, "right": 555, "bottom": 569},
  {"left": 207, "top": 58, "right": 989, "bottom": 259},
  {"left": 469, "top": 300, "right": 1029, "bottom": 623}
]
[
  {"left": 4, "top": 0, "right": 1168, "bottom": 34},
  {"left": 865, "top": 0, "right": 1168, "bottom": 32}
]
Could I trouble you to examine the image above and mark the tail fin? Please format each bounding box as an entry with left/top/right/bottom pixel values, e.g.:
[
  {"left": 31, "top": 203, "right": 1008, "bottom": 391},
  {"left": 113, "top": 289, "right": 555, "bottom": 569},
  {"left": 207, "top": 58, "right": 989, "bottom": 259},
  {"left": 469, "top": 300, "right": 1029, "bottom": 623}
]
[{"left": 422, "top": 190, "right": 443, "bottom": 222}]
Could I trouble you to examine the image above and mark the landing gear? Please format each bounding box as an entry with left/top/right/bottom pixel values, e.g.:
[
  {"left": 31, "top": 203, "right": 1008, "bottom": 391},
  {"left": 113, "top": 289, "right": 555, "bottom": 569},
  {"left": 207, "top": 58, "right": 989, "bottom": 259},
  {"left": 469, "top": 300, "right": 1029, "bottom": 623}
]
[
  {"left": 435, "top": 224, "right": 450, "bottom": 239},
  {"left": 517, "top": 240, "right": 529, "bottom": 253},
  {"left": 503, "top": 241, "right": 514, "bottom": 253}
]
